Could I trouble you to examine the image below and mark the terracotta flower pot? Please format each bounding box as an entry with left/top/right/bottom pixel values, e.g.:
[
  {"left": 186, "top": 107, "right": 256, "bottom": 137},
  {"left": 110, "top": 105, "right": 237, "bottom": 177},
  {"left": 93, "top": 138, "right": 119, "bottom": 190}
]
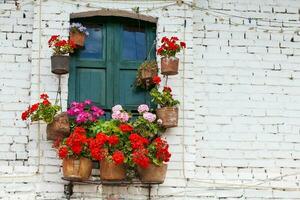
[
  {"left": 140, "top": 68, "right": 157, "bottom": 81},
  {"left": 70, "top": 32, "right": 86, "bottom": 47},
  {"left": 156, "top": 107, "right": 178, "bottom": 128},
  {"left": 161, "top": 56, "right": 179, "bottom": 75},
  {"left": 46, "top": 112, "right": 70, "bottom": 141},
  {"left": 63, "top": 157, "right": 93, "bottom": 181},
  {"left": 137, "top": 163, "right": 167, "bottom": 183},
  {"left": 51, "top": 55, "right": 69, "bottom": 75},
  {"left": 100, "top": 160, "right": 126, "bottom": 180}
]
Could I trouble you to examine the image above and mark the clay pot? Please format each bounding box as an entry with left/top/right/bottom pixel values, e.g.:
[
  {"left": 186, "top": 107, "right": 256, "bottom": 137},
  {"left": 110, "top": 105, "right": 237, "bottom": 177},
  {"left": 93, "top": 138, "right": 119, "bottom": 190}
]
[
  {"left": 46, "top": 112, "right": 70, "bottom": 141},
  {"left": 70, "top": 32, "right": 86, "bottom": 47},
  {"left": 161, "top": 56, "right": 179, "bottom": 75},
  {"left": 51, "top": 55, "right": 69, "bottom": 75},
  {"left": 100, "top": 160, "right": 126, "bottom": 180},
  {"left": 63, "top": 157, "right": 93, "bottom": 181},
  {"left": 140, "top": 67, "right": 157, "bottom": 81},
  {"left": 156, "top": 107, "right": 178, "bottom": 128},
  {"left": 137, "top": 163, "right": 167, "bottom": 183}
]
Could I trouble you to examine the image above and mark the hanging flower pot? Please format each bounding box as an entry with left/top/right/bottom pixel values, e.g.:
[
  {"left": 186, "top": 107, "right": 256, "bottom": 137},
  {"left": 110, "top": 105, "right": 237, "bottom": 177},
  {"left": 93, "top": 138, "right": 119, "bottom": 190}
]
[
  {"left": 46, "top": 112, "right": 70, "bottom": 141},
  {"left": 69, "top": 22, "right": 89, "bottom": 47},
  {"left": 156, "top": 107, "right": 178, "bottom": 128},
  {"left": 51, "top": 55, "right": 69, "bottom": 75},
  {"left": 161, "top": 56, "right": 179, "bottom": 75},
  {"left": 70, "top": 32, "right": 86, "bottom": 47},
  {"left": 63, "top": 157, "right": 93, "bottom": 181},
  {"left": 100, "top": 160, "right": 126, "bottom": 181},
  {"left": 137, "top": 163, "right": 168, "bottom": 183},
  {"left": 48, "top": 35, "right": 76, "bottom": 75},
  {"left": 157, "top": 36, "right": 186, "bottom": 76},
  {"left": 141, "top": 67, "right": 158, "bottom": 80}
]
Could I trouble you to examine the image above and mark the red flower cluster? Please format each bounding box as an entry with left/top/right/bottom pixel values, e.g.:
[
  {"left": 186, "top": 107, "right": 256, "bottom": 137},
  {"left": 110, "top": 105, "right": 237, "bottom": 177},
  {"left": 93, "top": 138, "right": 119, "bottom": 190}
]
[
  {"left": 108, "top": 135, "right": 119, "bottom": 146},
  {"left": 163, "top": 86, "right": 172, "bottom": 93},
  {"left": 157, "top": 36, "right": 186, "bottom": 57},
  {"left": 64, "top": 127, "right": 88, "bottom": 155},
  {"left": 119, "top": 124, "right": 133, "bottom": 133},
  {"left": 152, "top": 76, "right": 161, "bottom": 85},
  {"left": 112, "top": 151, "right": 125, "bottom": 165},
  {"left": 129, "top": 133, "right": 149, "bottom": 150},
  {"left": 132, "top": 148, "right": 150, "bottom": 168},
  {"left": 154, "top": 137, "right": 171, "bottom": 162},
  {"left": 48, "top": 35, "right": 76, "bottom": 55},
  {"left": 21, "top": 93, "right": 52, "bottom": 121}
]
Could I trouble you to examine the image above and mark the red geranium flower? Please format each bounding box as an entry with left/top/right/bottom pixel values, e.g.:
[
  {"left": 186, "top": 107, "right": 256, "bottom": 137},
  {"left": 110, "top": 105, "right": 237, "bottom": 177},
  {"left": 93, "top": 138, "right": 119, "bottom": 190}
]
[
  {"left": 48, "top": 35, "right": 59, "bottom": 44},
  {"left": 21, "top": 110, "right": 29, "bottom": 120},
  {"left": 108, "top": 135, "right": 119, "bottom": 146},
  {"left": 30, "top": 103, "right": 39, "bottom": 113},
  {"left": 40, "top": 93, "right": 49, "bottom": 99},
  {"left": 132, "top": 148, "right": 149, "bottom": 168},
  {"left": 180, "top": 42, "right": 186, "bottom": 48},
  {"left": 112, "top": 151, "right": 124, "bottom": 165},
  {"left": 152, "top": 76, "right": 161, "bottom": 85},
  {"left": 163, "top": 86, "right": 172, "bottom": 93},
  {"left": 119, "top": 124, "right": 133, "bottom": 133},
  {"left": 58, "top": 147, "right": 68, "bottom": 159},
  {"left": 42, "top": 99, "right": 50, "bottom": 106}
]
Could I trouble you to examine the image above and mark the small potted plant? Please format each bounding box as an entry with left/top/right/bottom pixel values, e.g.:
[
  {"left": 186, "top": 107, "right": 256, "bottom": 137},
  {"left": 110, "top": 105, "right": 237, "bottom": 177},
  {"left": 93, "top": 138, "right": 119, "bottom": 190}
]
[
  {"left": 157, "top": 36, "right": 186, "bottom": 75},
  {"left": 130, "top": 136, "right": 171, "bottom": 183},
  {"left": 48, "top": 35, "right": 76, "bottom": 74},
  {"left": 21, "top": 93, "right": 68, "bottom": 140},
  {"left": 55, "top": 127, "right": 93, "bottom": 181},
  {"left": 135, "top": 60, "right": 158, "bottom": 90},
  {"left": 69, "top": 22, "right": 89, "bottom": 47},
  {"left": 150, "top": 86, "right": 180, "bottom": 128},
  {"left": 133, "top": 104, "right": 165, "bottom": 138},
  {"left": 89, "top": 105, "right": 132, "bottom": 180}
]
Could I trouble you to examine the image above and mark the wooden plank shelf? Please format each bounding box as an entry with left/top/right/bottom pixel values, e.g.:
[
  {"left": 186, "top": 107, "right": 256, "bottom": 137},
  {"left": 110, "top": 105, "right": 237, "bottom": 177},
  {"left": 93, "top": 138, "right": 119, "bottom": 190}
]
[{"left": 62, "top": 177, "right": 162, "bottom": 200}]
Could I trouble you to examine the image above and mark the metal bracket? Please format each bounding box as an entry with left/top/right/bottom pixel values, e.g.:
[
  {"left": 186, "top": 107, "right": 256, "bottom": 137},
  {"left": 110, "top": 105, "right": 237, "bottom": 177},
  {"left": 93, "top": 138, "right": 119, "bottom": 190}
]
[{"left": 64, "top": 182, "right": 73, "bottom": 200}]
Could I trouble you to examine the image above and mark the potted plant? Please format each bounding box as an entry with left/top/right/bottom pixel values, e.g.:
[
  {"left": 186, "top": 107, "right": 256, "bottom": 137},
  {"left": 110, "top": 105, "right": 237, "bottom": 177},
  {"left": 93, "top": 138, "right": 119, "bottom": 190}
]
[
  {"left": 48, "top": 35, "right": 76, "bottom": 74},
  {"left": 69, "top": 22, "right": 89, "bottom": 47},
  {"left": 54, "top": 127, "right": 93, "bottom": 181},
  {"left": 133, "top": 104, "right": 165, "bottom": 138},
  {"left": 135, "top": 60, "right": 158, "bottom": 90},
  {"left": 157, "top": 36, "right": 186, "bottom": 75},
  {"left": 21, "top": 93, "right": 68, "bottom": 140},
  {"left": 130, "top": 135, "right": 171, "bottom": 183},
  {"left": 150, "top": 86, "right": 180, "bottom": 128},
  {"left": 89, "top": 106, "right": 132, "bottom": 180}
]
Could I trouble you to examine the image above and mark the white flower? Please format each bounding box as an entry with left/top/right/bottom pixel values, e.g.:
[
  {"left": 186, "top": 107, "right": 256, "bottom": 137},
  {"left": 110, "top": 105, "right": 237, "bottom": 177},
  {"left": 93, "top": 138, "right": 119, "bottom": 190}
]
[{"left": 112, "top": 105, "right": 123, "bottom": 113}]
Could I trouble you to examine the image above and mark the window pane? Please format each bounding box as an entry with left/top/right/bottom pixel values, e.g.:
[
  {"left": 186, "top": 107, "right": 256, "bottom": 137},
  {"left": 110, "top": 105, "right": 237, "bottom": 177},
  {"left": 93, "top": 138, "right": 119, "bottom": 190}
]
[
  {"left": 79, "top": 26, "right": 103, "bottom": 59},
  {"left": 122, "top": 26, "right": 146, "bottom": 60}
]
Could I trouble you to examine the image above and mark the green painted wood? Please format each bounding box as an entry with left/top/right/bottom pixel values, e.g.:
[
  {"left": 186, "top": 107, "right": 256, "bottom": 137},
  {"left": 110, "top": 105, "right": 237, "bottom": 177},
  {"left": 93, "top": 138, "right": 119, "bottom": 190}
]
[{"left": 68, "top": 17, "right": 156, "bottom": 113}]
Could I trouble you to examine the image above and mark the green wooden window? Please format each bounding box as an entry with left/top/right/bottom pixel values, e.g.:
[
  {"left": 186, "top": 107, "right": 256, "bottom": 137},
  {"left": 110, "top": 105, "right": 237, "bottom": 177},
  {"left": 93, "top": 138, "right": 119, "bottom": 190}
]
[{"left": 68, "top": 17, "right": 156, "bottom": 114}]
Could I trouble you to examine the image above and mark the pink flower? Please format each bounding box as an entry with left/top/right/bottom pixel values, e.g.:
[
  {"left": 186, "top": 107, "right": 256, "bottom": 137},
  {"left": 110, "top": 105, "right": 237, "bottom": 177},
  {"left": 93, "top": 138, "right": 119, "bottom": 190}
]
[
  {"left": 84, "top": 99, "right": 92, "bottom": 105},
  {"left": 91, "top": 105, "right": 105, "bottom": 117},
  {"left": 119, "top": 112, "right": 130, "bottom": 123},
  {"left": 143, "top": 112, "right": 156, "bottom": 123},
  {"left": 138, "top": 104, "right": 149, "bottom": 114},
  {"left": 76, "top": 112, "right": 92, "bottom": 123},
  {"left": 112, "top": 110, "right": 121, "bottom": 120},
  {"left": 112, "top": 105, "right": 123, "bottom": 113}
]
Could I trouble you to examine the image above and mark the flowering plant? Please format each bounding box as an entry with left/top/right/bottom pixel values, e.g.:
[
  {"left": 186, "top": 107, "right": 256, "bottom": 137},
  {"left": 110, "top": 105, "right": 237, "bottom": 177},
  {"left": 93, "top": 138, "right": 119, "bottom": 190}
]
[
  {"left": 55, "top": 127, "right": 91, "bottom": 159},
  {"left": 157, "top": 36, "right": 186, "bottom": 57},
  {"left": 130, "top": 135, "right": 171, "bottom": 168},
  {"left": 133, "top": 104, "right": 164, "bottom": 138},
  {"left": 111, "top": 105, "right": 131, "bottom": 123},
  {"left": 48, "top": 35, "right": 76, "bottom": 56},
  {"left": 21, "top": 93, "right": 61, "bottom": 124},
  {"left": 89, "top": 119, "right": 135, "bottom": 166},
  {"left": 135, "top": 60, "right": 158, "bottom": 90},
  {"left": 69, "top": 22, "right": 89, "bottom": 36},
  {"left": 150, "top": 86, "right": 179, "bottom": 108},
  {"left": 67, "top": 100, "right": 105, "bottom": 126}
]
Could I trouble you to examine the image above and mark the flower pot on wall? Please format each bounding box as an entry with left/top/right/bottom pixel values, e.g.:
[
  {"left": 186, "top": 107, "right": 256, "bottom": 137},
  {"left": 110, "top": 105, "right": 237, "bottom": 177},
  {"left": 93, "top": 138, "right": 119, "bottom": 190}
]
[
  {"left": 46, "top": 112, "right": 70, "bottom": 140},
  {"left": 100, "top": 160, "right": 126, "bottom": 181},
  {"left": 51, "top": 55, "right": 69, "bottom": 75},
  {"left": 156, "top": 107, "right": 178, "bottom": 128},
  {"left": 63, "top": 157, "right": 93, "bottom": 181},
  {"left": 140, "top": 67, "right": 158, "bottom": 81},
  {"left": 161, "top": 56, "right": 179, "bottom": 75},
  {"left": 70, "top": 32, "right": 86, "bottom": 47},
  {"left": 137, "top": 163, "right": 167, "bottom": 183}
]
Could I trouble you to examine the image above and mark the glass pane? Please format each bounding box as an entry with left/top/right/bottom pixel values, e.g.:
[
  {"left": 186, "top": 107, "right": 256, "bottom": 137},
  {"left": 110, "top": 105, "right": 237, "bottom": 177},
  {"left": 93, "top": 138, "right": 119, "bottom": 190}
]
[
  {"left": 122, "top": 26, "right": 146, "bottom": 60},
  {"left": 79, "top": 25, "right": 103, "bottom": 59}
]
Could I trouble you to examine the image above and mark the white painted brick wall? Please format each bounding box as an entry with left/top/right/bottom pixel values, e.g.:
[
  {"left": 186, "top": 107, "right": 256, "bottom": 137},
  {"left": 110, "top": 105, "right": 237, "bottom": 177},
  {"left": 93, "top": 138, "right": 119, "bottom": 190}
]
[{"left": 1, "top": 0, "right": 300, "bottom": 199}]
